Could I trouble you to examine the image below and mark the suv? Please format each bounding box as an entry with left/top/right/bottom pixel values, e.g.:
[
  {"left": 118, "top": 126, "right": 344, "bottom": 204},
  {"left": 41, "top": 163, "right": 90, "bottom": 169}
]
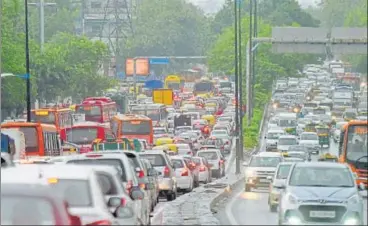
[
  {"left": 196, "top": 149, "right": 225, "bottom": 178},
  {"left": 243, "top": 152, "right": 283, "bottom": 192},
  {"left": 139, "top": 150, "right": 178, "bottom": 201}
]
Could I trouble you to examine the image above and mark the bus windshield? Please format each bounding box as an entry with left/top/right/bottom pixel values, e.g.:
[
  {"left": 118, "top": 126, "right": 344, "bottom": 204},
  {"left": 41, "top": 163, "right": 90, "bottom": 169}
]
[
  {"left": 31, "top": 112, "right": 56, "bottom": 124},
  {"left": 194, "top": 82, "right": 213, "bottom": 92},
  {"left": 346, "top": 125, "right": 368, "bottom": 165},
  {"left": 66, "top": 127, "right": 98, "bottom": 145},
  {"left": 167, "top": 82, "right": 180, "bottom": 90},
  {"left": 76, "top": 106, "right": 101, "bottom": 116},
  {"left": 18, "top": 127, "right": 38, "bottom": 153},
  {"left": 122, "top": 120, "right": 151, "bottom": 135}
]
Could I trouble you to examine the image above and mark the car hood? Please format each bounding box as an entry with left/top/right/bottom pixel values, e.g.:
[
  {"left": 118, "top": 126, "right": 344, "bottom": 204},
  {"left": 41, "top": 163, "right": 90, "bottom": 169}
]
[
  {"left": 273, "top": 179, "right": 286, "bottom": 187},
  {"left": 289, "top": 186, "right": 357, "bottom": 200},
  {"left": 266, "top": 139, "right": 278, "bottom": 144}
]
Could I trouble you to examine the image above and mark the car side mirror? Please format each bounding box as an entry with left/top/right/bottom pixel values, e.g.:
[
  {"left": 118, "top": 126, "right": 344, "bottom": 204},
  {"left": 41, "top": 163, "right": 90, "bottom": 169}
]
[
  {"left": 145, "top": 183, "right": 155, "bottom": 190},
  {"left": 264, "top": 136, "right": 267, "bottom": 139},
  {"left": 131, "top": 188, "right": 145, "bottom": 200},
  {"left": 242, "top": 161, "right": 249, "bottom": 167},
  {"left": 114, "top": 206, "right": 135, "bottom": 218},
  {"left": 107, "top": 197, "right": 122, "bottom": 208}
]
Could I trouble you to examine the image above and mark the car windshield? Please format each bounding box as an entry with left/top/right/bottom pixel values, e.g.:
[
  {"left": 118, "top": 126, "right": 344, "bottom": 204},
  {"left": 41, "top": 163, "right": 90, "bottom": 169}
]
[
  {"left": 192, "top": 158, "right": 201, "bottom": 165},
  {"left": 278, "top": 138, "right": 297, "bottom": 145},
  {"left": 289, "top": 166, "right": 355, "bottom": 187},
  {"left": 67, "top": 159, "right": 126, "bottom": 181},
  {"left": 1, "top": 196, "right": 56, "bottom": 225},
  {"left": 198, "top": 151, "right": 218, "bottom": 160},
  {"left": 154, "top": 128, "right": 166, "bottom": 134},
  {"left": 171, "top": 159, "right": 185, "bottom": 168},
  {"left": 300, "top": 133, "right": 318, "bottom": 140},
  {"left": 139, "top": 154, "right": 166, "bottom": 167},
  {"left": 279, "top": 119, "right": 296, "bottom": 127},
  {"left": 287, "top": 152, "right": 306, "bottom": 160},
  {"left": 249, "top": 156, "right": 281, "bottom": 167},
  {"left": 288, "top": 146, "right": 307, "bottom": 152},
  {"left": 49, "top": 179, "right": 92, "bottom": 207},
  {"left": 267, "top": 132, "right": 283, "bottom": 139}
]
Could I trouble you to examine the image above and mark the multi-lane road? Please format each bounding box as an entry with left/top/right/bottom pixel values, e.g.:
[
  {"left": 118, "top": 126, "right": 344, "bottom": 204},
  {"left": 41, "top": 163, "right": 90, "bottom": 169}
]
[{"left": 216, "top": 127, "right": 368, "bottom": 225}]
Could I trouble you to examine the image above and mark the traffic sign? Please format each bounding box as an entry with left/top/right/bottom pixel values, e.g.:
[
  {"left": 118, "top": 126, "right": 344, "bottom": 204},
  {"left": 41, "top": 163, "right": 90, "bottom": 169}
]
[{"left": 149, "top": 58, "right": 169, "bottom": 65}]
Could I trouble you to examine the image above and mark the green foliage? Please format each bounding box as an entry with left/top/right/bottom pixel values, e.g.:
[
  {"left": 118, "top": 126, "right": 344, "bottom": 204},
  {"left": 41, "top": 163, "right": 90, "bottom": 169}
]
[
  {"left": 1, "top": 0, "right": 114, "bottom": 118},
  {"left": 243, "top": 109, "right": 263, "bottom": 148}
]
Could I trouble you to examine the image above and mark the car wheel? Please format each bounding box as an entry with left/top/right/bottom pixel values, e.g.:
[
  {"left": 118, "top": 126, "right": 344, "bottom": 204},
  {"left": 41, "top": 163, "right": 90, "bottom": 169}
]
[
  {"left": 222, "top": 168, "right": 225, "bottom": 177},
  {"left": 245, "top": 185, "right": 251, "bottom": 192},
  {"left": 166, "top": 192, "right": 174, "bottom": 201},
  {"left": 269, "top": 204, "right": 277, "bottom": 212}
]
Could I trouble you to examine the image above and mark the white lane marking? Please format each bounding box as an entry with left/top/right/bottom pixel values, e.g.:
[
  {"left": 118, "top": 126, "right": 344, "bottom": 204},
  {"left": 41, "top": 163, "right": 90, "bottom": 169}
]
[{"left": 225, "top": 189, "right": 243, "bottom": 225}]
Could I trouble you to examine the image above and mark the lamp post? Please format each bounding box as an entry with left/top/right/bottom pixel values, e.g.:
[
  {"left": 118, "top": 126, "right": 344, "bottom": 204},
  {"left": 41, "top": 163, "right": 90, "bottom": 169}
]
[{"left": 25, "top": 0, "right": 32, "bottom": 122}]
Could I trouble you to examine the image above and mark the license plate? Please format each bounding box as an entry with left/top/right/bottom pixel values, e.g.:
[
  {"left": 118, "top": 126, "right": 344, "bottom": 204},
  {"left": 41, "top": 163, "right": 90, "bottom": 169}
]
[
  {"left": 309, "top": 211, "right": 336, "bottom": 218},
  {"left": 260, "top": 179, "right": 269, "bottom": 183}
]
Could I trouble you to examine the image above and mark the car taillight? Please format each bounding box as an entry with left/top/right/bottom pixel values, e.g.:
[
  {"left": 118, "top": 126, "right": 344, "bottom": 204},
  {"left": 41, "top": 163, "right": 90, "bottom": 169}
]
[
  {"left": 226, "top": 141, "right": 229, "bottom": 144},
  {"left": 164, "top": 166, "right": 170, "bottom": 177},
  {"left": 87, "top": 220, "right": 112, "bottom": 225},
  {"left": 199, "top": 165, "right": 206, "bottom": 172},
  {"left": 126, "top": 180, "right": 133, "bottom": 194},
  {"left": 137, "top": 170, "right": 145, "bottom": 178},
  {"left": 139, "top": 183, "right": 146, "bottom": 190},
  {"left": 181, "top": 168, "right": 189, "bottom": 176},
  {"left": 220, "top": 159, "right": 224, "bottom": 164}
]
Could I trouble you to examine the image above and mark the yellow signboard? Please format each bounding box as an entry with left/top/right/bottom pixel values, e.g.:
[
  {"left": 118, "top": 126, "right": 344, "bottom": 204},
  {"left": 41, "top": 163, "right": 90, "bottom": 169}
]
[
  {"left": 35, "top": 110, "right": 49, "bottom": 116},
  {"left": 152, "top": 89, "right": 174, "bottom": 105}
]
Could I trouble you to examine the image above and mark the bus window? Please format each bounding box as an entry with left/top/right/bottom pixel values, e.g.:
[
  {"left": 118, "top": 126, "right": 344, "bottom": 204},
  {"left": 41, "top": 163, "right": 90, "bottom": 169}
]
[
  {"left": 76, "top": 106, "right": 101, "bottom": 117},
  {"left": 19, "top": 127, "right": 38, "bottom": 153},
  {"left": 31, "top": 112, "right": 56, "bottom": 124},
  {"left": 121, "top": 121, "right": 151, "bottom": 135},
  {"left": 66, "top": 127, "right": 98, "bottom": 145}
]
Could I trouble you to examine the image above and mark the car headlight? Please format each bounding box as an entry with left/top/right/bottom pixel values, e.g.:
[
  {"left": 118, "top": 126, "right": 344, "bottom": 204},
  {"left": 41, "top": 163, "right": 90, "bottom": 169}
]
[
  {"left": 246, "top": 170, "right": 256, "bottom": 177},
  {"left": 287, "top": 216, "right": 302, "bottom": 225},
  {"left": 344, "top": 217, "right": 360, "bottom": 225},
  {"left": 347, "top": 194, "right": 360, "bottom": 205},
  {"left": 273, "top": 103, "right": 278, "bottom": 109},
  {"left": 287, "top": 194, "right": 299, "bottom": 204}
]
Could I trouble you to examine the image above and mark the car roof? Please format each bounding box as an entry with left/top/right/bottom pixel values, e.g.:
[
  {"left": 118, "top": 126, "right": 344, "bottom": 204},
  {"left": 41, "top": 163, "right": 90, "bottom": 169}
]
[
  {"left": 268, "top": 129, "right": 285, "bottom": 133},
  {"left": 293, "top": 162, "right": 347, "bottom": 168},
  {"left": 279, "top": 135, "right": 297, "bottom": 138},
  {"left": 2, "top": 183, "right": 58, "bottom": 198},
  {"left": 139, "top": 150, "right": 167, "bottom": 155},
  {"left": 300, "top": 132, "right": 317, "bottom": 135},
  {"left": 197, "top": 149, "right": 220, "bottom": 153},
  {"left": 1, "top": 164, "right": 97, "bottom": 182},
  {"left": 257, "top": 152, "right": 282, "bottom": 157}
]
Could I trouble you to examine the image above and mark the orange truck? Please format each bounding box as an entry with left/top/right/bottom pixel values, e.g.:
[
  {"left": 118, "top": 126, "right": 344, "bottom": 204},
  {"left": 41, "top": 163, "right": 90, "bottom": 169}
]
[{"left": 338, "top": 120, "right": 368, "bottom": 188}]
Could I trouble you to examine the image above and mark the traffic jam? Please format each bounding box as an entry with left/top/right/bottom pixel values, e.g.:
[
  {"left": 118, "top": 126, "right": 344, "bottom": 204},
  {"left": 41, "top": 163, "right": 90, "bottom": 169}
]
[
  {"left": 1, "top": 72, "right": 236, "bottom": 225},
  {"left": 242, "top": 61, "right": 367, "bottom": 225}
]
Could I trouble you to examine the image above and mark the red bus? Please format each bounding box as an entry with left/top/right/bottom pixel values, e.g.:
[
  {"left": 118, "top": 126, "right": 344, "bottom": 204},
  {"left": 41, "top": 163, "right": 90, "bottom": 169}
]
[
  {"left": 110, "top": 114, "right": 153, "bottom": 144},
  {"left": 75, "top": 97, "right": 117, "bottom": 123},
  {"left": 60, "top": 122, "right": 116, "bottom": 153}
]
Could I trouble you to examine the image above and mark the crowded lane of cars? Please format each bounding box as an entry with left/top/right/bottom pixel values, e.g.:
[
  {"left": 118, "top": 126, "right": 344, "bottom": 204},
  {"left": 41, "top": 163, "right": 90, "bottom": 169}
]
[
  {"left": 1, "top": 77, "right": 237, "bottom": 225},
  {"left": 219, "top": 62, "right": 368, "bottom": 225}
]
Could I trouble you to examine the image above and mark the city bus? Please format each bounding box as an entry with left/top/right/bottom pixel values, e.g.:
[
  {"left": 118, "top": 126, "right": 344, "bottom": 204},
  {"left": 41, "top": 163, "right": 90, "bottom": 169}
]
[
  {"left": 1, "top": 122, "right": 62, "bottom": 157},
  {"left": 31, "top": 108, "right": 73, "bottom": 133},
  {"left": 180, "top": 69, "right": 202, "bottom": 83},
  {"left": 110, "top": 114, "right": 153, "bottom": 144},
  {"left": 75, "top": 97, "right": 117, "bottom": 123},
  {"left": 130, "top": 103, "right": 168, "bottom": 127},
  {"left": 164, "top": 75, "right": 184, "bottom": 91},
  {"left": 338, "top": 120, "right": 368, "bottom": 188},
  {"left": 59, "top": 121, "right": 116, "bottom": 153},
  {"left": 193, "top": 78, "right": 215, "bottom": 98}
]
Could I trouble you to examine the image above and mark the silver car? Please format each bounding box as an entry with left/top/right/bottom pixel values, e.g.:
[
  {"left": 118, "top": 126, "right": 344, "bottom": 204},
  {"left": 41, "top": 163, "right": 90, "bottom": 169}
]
[{"left": 278, "top": 162, "right": 364, "bottom": 225}]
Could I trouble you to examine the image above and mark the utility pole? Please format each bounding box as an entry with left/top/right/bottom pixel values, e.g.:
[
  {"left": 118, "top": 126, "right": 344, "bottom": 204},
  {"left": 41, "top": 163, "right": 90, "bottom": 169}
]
[
  {"left": 0, "top": 0, "right": 3, "bottom": 121},
  {"left": 234, "top": 0, "right": 241, "bottom": 174},
  {"left": 28, "top": 0, "right": 56, "bottom": 52},
  {"left": 251, "top": 0, "right": 257, "bottom": 118},
  {"left": 238, "top": 0, "right": 243, "bottom": 162},
  {"left": 25, "top": 0, "right": 31, "bottom": 122},
  {"left": 246, "top": 0, "right": 253, "bottom": 126}
]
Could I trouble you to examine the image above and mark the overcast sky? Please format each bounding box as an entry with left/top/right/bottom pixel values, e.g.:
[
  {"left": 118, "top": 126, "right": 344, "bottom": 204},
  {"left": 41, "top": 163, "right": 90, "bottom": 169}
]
[{"left": 187, "top": 0, "right": 320, "bottom": 14}]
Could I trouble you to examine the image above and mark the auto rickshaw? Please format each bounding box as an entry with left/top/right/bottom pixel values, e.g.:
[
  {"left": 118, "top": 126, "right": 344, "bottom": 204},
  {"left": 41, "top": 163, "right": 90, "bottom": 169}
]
[
  {"left": 285, "top": 127, "right": 297, "bottom": 135},
  {"left": 155, "top": 137, "right": 174, "bottom": 146},
  {"left": 201, "top": 114, "right": 216, "bottom": 127},
  {"left": 316, "top": 125, "right": 330, "bottom": 148},
  {"left": 318, "top": 153, "right": 338, "bottom": 162},
  {"left": 162, "top": 144, "right": 178, "bottom": 152},
  {"left": 304, "top": 122, "right": 318, "bottom": 132}
]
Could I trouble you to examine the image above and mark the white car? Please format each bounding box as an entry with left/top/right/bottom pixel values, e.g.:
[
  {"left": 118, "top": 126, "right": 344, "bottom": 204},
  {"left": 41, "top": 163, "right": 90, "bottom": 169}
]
[
  {"left": 333, "top": 121, "right": 348, "bottom": 142},
  {"left": 170, "top": 156, "right": 195, "bottom": 192},
  {"left": 192, "top": 156, "right": 211, "bottom": 184},
  {"left": 277, "top": 135, "right": 298, "bottom": 152},
  {"left": 299, "top": 132, "right": 320, "bottom": 151},
  {"left": 1, "top": 164, "right": 129, "bottom": 225},
  {"left": 197, "top": 149, "right": 225, "bottom": 178},
  {"left": 265, "top": 128, "right": 285, "bottom": 151}
]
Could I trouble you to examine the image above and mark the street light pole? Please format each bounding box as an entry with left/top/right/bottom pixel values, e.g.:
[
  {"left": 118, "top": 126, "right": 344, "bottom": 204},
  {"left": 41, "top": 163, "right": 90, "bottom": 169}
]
[
  {"left": 252, "top": 0, "right": 258, "bottom": 116},
  {"left": 25, "top": 0, "right": 32, "bottom": 122},
  {"left": 234, "top": 0, "right": 241, "bottom": 175},
  {"left": 238, "top": 0, "right": 244, "bottom": 161}
]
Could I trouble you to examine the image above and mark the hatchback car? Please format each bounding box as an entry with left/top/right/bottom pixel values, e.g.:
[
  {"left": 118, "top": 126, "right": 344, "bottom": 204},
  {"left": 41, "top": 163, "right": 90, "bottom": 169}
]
[{"left": 197, "top": 149, "right": 225, "bottom": 178}]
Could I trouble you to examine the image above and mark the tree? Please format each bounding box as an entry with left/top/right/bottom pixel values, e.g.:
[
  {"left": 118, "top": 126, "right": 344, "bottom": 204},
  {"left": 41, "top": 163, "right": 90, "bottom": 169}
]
[
  {"left": 120, "top": 0, "right": 212, "bottom": 73},
  {"left": 32, "top": 33, "right": 113, "bottom": 102}
]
